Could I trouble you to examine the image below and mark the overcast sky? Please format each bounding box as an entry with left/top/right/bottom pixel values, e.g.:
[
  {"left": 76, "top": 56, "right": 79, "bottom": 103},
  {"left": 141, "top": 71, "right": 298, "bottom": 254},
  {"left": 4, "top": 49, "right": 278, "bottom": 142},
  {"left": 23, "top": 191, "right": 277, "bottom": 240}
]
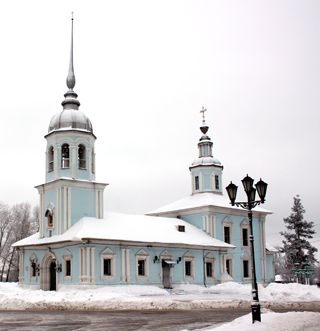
[{"left": 1, "top": 1, "right": 319, "bottom": 256}]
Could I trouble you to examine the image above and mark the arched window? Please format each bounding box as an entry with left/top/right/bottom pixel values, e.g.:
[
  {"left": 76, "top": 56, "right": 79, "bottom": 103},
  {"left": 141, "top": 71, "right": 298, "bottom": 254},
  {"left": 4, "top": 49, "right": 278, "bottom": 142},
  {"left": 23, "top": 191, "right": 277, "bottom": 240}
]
[
  {"left": 78, "top": 144, "right": 86, "bottom": 169},
  {"left": 48, "top": 147, "right": 54, "bottom": 172},
  {"left": 61, "top": 144, "right": 70, "bottom": 168},
  {"left": 45, "top": 209, "right": 54, "bottom": 228}
]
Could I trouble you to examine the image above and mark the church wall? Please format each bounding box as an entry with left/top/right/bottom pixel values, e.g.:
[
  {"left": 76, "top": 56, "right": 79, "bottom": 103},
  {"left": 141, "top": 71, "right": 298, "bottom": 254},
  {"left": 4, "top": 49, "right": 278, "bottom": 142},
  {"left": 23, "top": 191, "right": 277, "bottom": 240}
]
[
  {"left": 175, "top": 211, "right": 265, "bottom": 283},
  {"left": 70, "top": 189, "right": 96, "bottom": 225},
  {"left": 20, "top": 244, "right": 223, "bottom": 288}
]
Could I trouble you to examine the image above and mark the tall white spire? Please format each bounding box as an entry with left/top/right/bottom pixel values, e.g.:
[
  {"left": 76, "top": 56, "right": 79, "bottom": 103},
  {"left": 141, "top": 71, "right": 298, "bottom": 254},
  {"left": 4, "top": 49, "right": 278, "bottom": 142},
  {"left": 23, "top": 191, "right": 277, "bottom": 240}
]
[{"left": 66, "top": 12, "right": 76, "bottom": 91}]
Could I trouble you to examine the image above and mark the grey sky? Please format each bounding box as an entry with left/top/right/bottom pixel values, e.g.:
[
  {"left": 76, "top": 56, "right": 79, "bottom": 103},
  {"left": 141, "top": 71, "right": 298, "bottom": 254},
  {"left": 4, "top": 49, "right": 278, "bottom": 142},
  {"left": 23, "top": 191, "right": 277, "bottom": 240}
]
[{"left": 1, "top": 1, "right": 319, "bottom": 255}]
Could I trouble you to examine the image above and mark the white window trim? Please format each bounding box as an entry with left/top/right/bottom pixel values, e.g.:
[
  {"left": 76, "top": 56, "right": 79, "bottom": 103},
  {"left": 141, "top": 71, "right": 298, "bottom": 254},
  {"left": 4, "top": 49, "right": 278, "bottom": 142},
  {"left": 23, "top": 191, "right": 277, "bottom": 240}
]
[
  {"left": 240, "top": 219, "right": 250, "bottom": 249},
  {"left": 222, "top": 217, "right": 233, "bottom": 244},
  {"left": 29, "top": 253, "right": 38, "bottom": 281},
  {"left": 183, "top": 251, "right": 195, "bottom": 280},
  {"left": 225, "top": 254, "right": 234, "bottom": 278},
  {"left": 62, "top": 249, "right": 73, "bottom": 280},
  {"left": 241, "top": 251, "right": 252, "bottom": 280},
  {"left": 135, "top": 249, "right": 149, "bottom": 280},
  {"left": 100, "top": 247, "right": 116, "bottom": 280},
  {"left": 204, "top": 252, "right": 215, "bottom": 280}
]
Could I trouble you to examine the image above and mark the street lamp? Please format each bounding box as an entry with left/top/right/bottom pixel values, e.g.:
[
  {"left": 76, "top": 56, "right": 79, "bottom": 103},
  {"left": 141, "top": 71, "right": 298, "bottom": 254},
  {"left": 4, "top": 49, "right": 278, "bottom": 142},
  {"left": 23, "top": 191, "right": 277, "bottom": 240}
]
[{"left": 226, "top": 175, "right": 268, "bottom": 324}]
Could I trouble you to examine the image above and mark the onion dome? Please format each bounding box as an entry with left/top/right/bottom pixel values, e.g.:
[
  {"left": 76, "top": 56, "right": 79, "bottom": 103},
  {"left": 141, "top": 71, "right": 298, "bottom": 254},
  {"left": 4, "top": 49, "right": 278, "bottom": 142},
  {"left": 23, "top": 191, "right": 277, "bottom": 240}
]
[{"left": 48, "top": 16, "right": 93, "bottom": 134}]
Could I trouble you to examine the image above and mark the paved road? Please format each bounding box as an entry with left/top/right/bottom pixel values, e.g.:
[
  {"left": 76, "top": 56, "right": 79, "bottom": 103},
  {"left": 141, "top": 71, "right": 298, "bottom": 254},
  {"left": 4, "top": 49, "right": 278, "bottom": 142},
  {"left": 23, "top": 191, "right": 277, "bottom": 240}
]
[{"left": 0, "top": 308, "right": 319, "bottom": 331}]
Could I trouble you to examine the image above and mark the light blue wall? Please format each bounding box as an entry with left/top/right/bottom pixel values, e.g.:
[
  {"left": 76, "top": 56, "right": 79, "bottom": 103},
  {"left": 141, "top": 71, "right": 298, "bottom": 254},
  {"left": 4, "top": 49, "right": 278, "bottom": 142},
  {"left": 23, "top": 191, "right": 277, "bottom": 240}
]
[{"left": 22, "top": 245, "right": 222, "bottom": 287}]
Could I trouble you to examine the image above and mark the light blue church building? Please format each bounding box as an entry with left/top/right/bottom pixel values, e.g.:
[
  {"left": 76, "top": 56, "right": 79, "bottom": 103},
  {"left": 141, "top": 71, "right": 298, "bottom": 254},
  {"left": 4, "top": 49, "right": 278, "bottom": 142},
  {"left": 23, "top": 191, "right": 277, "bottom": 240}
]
[{"left": 13, "top": 20, "right": 275, "bottom": 291}]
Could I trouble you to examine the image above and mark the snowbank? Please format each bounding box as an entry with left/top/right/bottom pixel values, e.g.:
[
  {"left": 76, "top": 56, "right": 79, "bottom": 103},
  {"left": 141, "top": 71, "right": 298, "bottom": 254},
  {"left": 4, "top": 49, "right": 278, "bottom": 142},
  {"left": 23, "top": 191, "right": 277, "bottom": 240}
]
[
  {"left": 204, "top": 311, "right": 320, "bottom": 331},
  {"left": 0, "top": 282, "right": 319, "bottom": 311}
]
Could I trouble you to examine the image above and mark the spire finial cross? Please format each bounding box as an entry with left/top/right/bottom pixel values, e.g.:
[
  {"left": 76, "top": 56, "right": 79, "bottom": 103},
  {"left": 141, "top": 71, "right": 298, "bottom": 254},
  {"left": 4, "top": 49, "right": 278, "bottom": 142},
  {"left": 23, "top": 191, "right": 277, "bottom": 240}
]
[
  {"left": 200, "top": 106, "right": 207, "bottom": 125},
  {"left": 71, "top": 12, "right": 74, "bottom": 20}
]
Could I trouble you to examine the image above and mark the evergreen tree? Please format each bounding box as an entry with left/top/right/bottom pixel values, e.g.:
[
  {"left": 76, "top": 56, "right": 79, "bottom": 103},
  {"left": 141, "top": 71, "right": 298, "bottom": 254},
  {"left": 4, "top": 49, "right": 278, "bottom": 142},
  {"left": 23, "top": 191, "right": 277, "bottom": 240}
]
[{"left": 280, "top": 195, "right": 318, "bottom": 274}]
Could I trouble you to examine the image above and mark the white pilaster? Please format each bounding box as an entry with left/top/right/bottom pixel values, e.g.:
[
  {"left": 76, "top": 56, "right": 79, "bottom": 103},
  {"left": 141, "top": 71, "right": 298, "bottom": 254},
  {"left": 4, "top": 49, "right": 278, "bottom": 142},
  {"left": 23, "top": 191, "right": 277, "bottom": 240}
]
[
  {"left": 121, "top": 249, "right": 126, "bottom": 282},
  {"left": 126, "top": 249, "right": 131, "bottom": 283}
]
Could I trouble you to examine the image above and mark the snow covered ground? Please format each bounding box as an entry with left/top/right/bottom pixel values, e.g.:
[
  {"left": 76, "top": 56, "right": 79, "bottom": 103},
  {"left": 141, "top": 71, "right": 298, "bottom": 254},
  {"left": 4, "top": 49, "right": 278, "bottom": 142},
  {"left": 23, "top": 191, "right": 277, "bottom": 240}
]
[{"left": 0, "top": 282, "right": 319, "bottom": 330}]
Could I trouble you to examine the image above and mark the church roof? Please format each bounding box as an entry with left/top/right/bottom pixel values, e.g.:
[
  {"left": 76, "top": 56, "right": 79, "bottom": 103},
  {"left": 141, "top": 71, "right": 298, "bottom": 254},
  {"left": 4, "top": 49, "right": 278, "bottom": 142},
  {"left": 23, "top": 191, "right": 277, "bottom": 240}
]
[
  {"left": 147, "top": 192, "right": 272, "bottom": 215},
  {"left": 13, "top": 212, "right": 234, "bottom": 250}
]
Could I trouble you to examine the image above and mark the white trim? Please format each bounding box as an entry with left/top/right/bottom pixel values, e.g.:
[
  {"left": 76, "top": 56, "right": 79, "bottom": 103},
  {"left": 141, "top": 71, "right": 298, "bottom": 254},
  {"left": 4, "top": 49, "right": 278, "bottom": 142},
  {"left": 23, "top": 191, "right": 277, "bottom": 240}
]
[
  {"left": 121, "top": 248, "right": 126, "bottom": 283},
  {"left": 240, "top": 218, "right": 250, "bottom": 249},
  {"left": 204, "top": 252, "right": 215, "bottom": 280},
  {"left": 100, "top": 247, "right": 116, "bottom": 280},
  {"left": 67, "top": 188, "right": 71, "bottom": 229},
  {"left": 19, "top": 251, "right": 24, "bottom": 282},
  {"left": 135, "top": 249, "right": 150, "bottom": 280},
  {"left": 241, "top": 251, "right": 252, "bottom": 280},
  {"left": 29, "top": 253, "right": 38, "bottom": 281},
  {"left": 62, "top": 249, "right": 72, "bottom": 281},
  {"left": 126, "top": 249, "right": 131, "bottom": 282},
  {"left": 183, "top": 251, "right": 195, "bottom": 280},
  {"left": 222, "top": 217, "right": 233, "bottom": 244}
]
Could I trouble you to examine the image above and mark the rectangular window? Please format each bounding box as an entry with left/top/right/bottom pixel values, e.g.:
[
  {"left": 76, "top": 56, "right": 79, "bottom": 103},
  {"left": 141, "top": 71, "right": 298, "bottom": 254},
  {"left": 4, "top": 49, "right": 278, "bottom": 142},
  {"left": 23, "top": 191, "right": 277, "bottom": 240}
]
[
  {"left": 138, "top": 260, "right": 145, "bottom": 276},
  {"left": 195, "top": 176, "right": 199, "bottom": 190},
  {"left": 215, "top": 175, "right": 219, "bottom": 190},
  {"left": 104, "top": 259, "right": 112, "bottom": 276},
  {"left": 226, "top": 259, "right": 231, "bottom": 276},
  {"left": 224, "top": 226, "right": 230, "bottom": 244},
  {"left": 243, "top": 260, "right": 249, "bottom": 278},
  {"left": 66, "top": 260, "right": 71, "bottom": 276},
  {"left": 31, "top": 262, "right": 36, "bottom": 277},
  {"left": 185, "top": 261, "right": 192, "bottom": 276},
  {"left": 206, "top": 262, "right": 212, "bottom": 277},
  {"left": 242, "top": 228, "right": 249, "bottom": 247}
]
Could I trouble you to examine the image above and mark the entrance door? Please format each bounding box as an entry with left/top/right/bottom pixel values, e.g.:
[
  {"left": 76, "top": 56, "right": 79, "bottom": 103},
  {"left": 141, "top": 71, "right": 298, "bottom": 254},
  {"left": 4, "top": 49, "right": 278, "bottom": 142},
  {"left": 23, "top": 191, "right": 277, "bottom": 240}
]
[
  {"left": 50, "top": 261, "right": 56, "bottom": 291},
  {"left": 162, "top": 261, "right": 171, "bottom": 288}
]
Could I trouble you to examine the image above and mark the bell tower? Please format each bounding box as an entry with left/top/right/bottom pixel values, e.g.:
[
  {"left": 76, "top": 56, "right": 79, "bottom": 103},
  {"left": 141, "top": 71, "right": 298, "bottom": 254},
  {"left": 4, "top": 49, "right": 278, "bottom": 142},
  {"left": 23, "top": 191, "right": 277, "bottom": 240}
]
[
  {"left": 189, "top": 107, "right": 223, "bottom": 194},
  {"left": 36, "top": 16, "right": 108, "bottom": 239}
]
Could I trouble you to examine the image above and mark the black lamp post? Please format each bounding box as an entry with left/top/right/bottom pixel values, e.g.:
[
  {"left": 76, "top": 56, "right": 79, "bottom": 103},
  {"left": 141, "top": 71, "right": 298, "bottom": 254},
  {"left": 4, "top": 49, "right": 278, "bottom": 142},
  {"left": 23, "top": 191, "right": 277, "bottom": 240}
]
[{"left": 226, "top": 175, "right": 268, "bottom": 324}]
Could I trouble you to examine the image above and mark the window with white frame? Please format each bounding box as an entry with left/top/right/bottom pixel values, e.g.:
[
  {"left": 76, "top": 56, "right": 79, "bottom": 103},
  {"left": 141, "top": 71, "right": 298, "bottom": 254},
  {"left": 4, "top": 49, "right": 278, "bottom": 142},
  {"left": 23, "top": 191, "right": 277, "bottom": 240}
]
[
  {"left": 215, "top": 175, "right": 219, "bottom": 190},
  {"left": 100, "top": 247, "right": 116, "bottom": 280},
  {"left": 195, "top": 176, "right": 200, "bottom": 190},
  {"left": 240, "top": 219, "right": 250, "bottom": 248},
  {"left": 29, "top": 254, "right": 38, "bottom": 281},
  {"left": 222, "top": 217, "right": 233, "bottom": 244},
  {"left": 78, "top": 144, "right": 86, "bottom": 169},
  {"left": 48, "top": 146, "right": 54, "bottom": 172},
  {"left": 62, "top": 249, "right": 72, "bottom": 280},
  {"left": 204, "top": 252, "right": 215, "bottom": 280},
  {"left": 183, "top": 251, "right": 195, "bottom": 279},
  {"left": 241, "top": 251, "right": 251, "bottom": 280},
  {"left": 135, "top": 249, "right": 149, "bottom": 280},
  {"left": 225, "top": 257, "right": 233, "bottom": 277},
  {"left": 61, "top": 144, "right": 70, "bottom": 168}
]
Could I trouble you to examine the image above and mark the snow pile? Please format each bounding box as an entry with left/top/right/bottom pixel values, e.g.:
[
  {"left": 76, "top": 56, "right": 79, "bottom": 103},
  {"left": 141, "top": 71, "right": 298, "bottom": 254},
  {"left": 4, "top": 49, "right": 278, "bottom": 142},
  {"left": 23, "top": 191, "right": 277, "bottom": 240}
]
[
  {"left": 205, "top": 311, "right": 320, "bottom": 331},
  {"left": 0, "top": 282, "right": 319, "bottom": 310}
]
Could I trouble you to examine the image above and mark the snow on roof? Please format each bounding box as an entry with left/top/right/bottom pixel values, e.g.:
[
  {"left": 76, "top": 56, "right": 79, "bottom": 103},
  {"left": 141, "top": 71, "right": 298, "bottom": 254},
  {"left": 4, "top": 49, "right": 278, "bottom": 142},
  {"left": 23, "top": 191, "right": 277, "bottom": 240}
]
[
  {"left": 147, "top": 192, "right": 272, "bottom": 215},
  {"left": 13, "top": 212, "right": 234, "bottom": 250},
  {"left": 266, "top": 244, "right": 278, "bottom": 252}
]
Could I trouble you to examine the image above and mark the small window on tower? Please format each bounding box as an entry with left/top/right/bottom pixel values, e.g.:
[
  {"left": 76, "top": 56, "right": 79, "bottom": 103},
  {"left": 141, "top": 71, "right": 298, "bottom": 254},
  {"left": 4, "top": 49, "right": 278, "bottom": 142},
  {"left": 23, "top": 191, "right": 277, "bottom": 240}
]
[
  {"left": 61, "top": 144, "right": 70, "bottom": 168},
  {"left": 215, "top": 175, "right": 219, "bottom": 190},
  {"left": 48, "top": 147, "right": 54, "bottom": 172},
  {"left": 78, "top": 144, "right": 86, "bottom": 169},
  {"left": 195, "top": 176, "right": 199, "bottom": 190}
]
